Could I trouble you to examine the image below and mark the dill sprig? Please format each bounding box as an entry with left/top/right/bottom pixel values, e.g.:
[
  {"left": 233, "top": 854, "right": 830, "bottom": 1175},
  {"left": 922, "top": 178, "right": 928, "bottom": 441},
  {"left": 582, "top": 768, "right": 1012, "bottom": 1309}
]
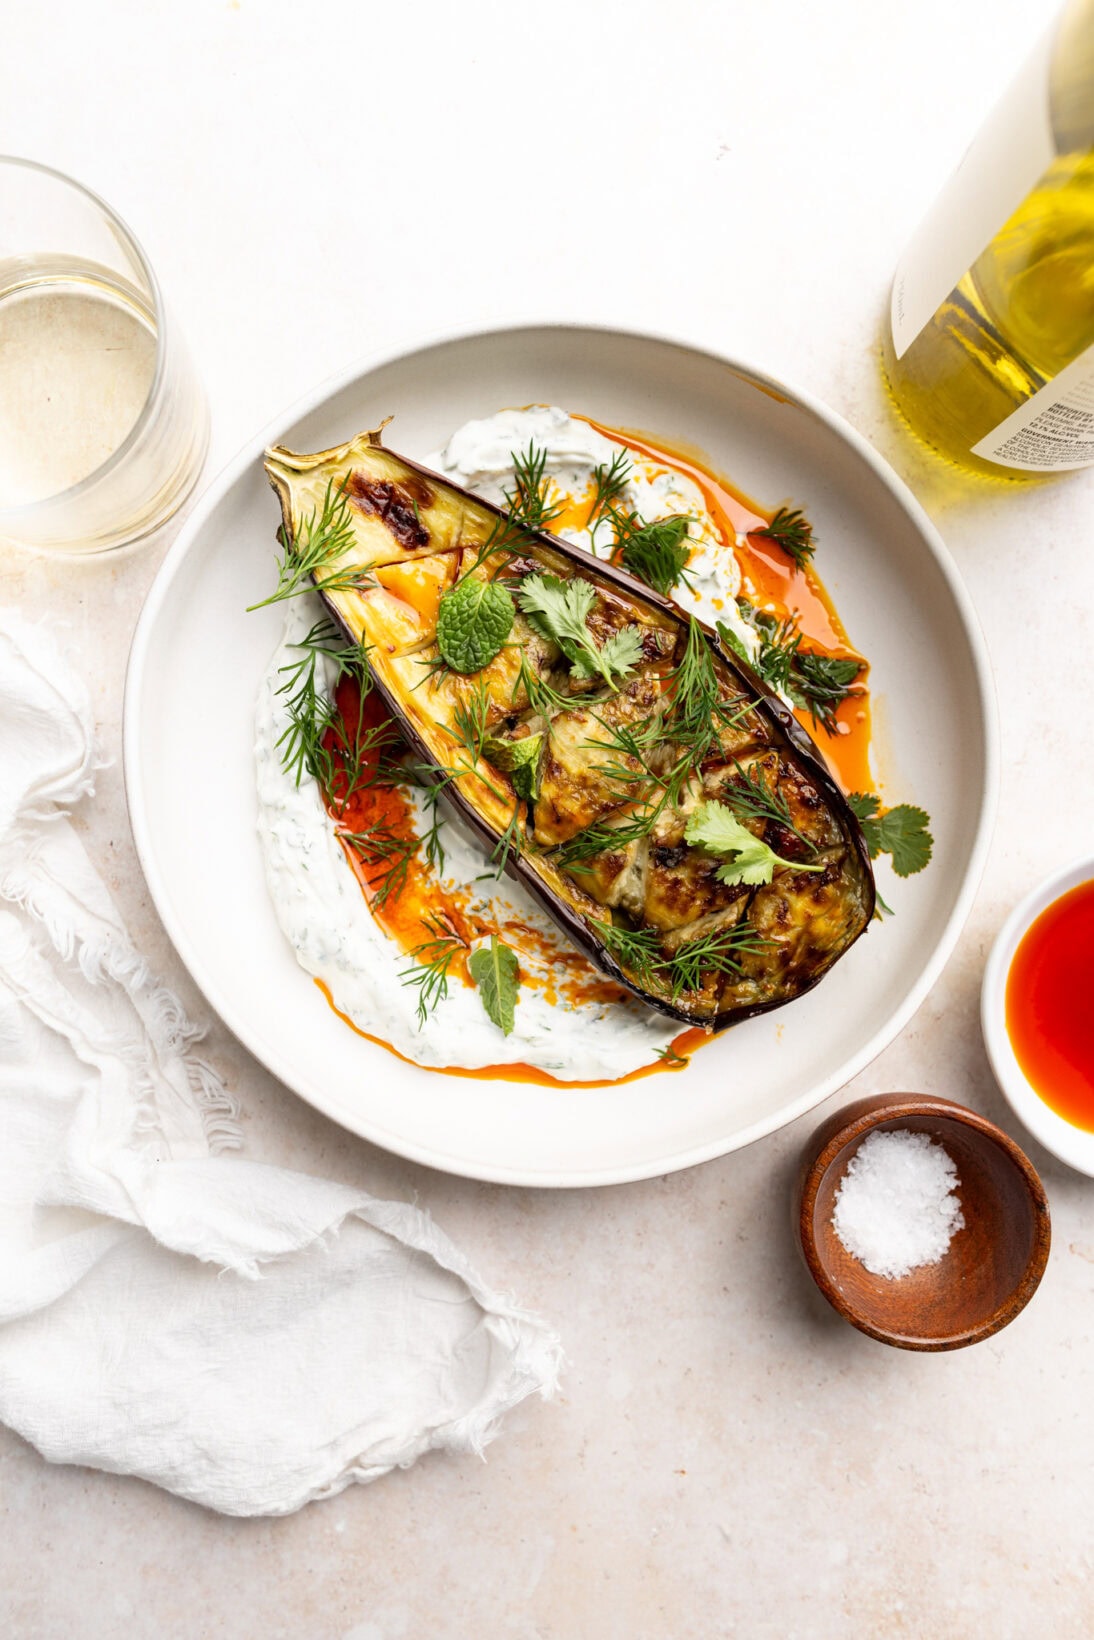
[
  {"left": 611, "top": 510, "right": 694, "bottom": 598},
  {"left": 589, "top": 913, "right": 771, "bottom": 1001},
  {"left": 586, "top": 449, "right": 633, "bottom": 536},
  {"left": 752, "top": 613, "right": 801, "bottom": 697},
  {"left": 418, "top": 783, "right": 448, "bottom": 876},
  {"left": 399, "top": 915, "right": 467, "bottom": 1028},
  {"left": 792, "top": 651, "right": 864, "bottom": 731},
  {"left": 589, "top": 917, "right": 664, "bottom": 982},
  {"left": 554, "top": 805, "right": 665, "bottom": 869},
  {"left": 248, "top": 481, "right": 371, "bottom": 610},
  {"left": 338, "top": 824, "right": 418, "bottom": 911},
  {"left": 490, "top": 803, "right": 525, "bottom": 878},
  {"left": 449, "top": 678, "right": 493, "bottom": 767},
  {"left": 739, "top": 603, "right": 863, "bottom": 733},
  {"left": 444, "top": 439, "right": 564, "bottom": 636},
  {"left": 664, "top": 923, "right": 770, "bottom": 1000},
  {"left": 670, "top": 619, "right": 751, "bottom": 769},
  {"left": 753, "top": 506, "right": 815, "bottom": 570},
  {"left": 274, "top": 618, "right": 368, "bottom": 788},
  {"left": 721, "top": 759, "right": 815, "bottom": 851},
  {"left": 512, "top": 651, "right": 574, "bottom": 717},
  {"left": 504, "top": 442, "right": 565, "bottom": 531}
]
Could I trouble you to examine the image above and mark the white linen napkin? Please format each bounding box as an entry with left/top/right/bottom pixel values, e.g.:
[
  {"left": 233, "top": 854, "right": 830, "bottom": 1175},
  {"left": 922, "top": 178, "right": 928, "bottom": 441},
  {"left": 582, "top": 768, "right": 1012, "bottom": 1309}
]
[{"left": 0, "top": 609, "right": 560, "bottom": 1516}]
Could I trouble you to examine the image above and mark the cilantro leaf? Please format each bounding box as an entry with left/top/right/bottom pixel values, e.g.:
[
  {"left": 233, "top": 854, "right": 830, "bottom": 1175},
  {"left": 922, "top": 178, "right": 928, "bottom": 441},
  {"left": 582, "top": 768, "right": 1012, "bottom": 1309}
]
[
  {"left": 571, "top": 624, "right": 645, "bottom": 681},
  {"left": 869, "top": 804, "right": 933, "bottom": 877},
  {"left": 846, "top": 794, "right": 933, "bottom": 879},
  {"left": 846, "top": 791, "right": 880, "bottom": 823},
  {"left": 684, "top": 800, "right": 822, "bottom": 887},
  {"left": 482, "top": 732, "right": 543, "bottom": 802},
  {"left": 516, "top": 574, "right": 640, "bottom": 690},
  {"left": 436, "top": 575, "right": 515, "bottom": 674},
  {"left": 468, "top": 935, "right": 520, "bottom": 1035}
]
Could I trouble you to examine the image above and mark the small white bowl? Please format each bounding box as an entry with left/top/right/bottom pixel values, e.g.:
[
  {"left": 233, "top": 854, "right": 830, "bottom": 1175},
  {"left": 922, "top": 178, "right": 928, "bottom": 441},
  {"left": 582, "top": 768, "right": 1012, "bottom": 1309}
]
[{"left": 982, "top": 855, "right": 1094, "bottom": 1176}]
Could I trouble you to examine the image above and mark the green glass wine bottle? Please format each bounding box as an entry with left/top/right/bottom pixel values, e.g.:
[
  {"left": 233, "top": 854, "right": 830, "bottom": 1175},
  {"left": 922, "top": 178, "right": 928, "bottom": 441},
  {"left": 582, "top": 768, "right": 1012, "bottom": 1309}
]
[{"left": 883, "top": 0, "right": 1094, "bottom": 478}]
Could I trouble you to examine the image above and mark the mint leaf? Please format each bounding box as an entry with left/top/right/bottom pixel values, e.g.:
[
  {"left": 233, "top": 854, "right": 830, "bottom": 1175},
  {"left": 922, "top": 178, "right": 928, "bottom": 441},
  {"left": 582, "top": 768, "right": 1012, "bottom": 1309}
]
[
  {"left": 436, "top": 575, "right": 515, "bottom": 674},
  {"left": 684, "top": 799, "right": 822, "bottom": 887},
  {"left": 482, "top": 733, "right": 543, "bottom": 802},
  {"left": 468, "top": 935, "right": 520, "bottom": 1035},
  {"left": 716, "top": 620, "right": 753, "bottom": 666}
]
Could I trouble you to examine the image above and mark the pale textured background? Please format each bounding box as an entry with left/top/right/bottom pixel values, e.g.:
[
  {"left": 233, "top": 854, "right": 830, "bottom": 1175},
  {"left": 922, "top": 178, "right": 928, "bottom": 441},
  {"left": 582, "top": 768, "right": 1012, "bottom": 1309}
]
[{"left": 3, "top": 2, "right": 1094, "bottom": 1636}]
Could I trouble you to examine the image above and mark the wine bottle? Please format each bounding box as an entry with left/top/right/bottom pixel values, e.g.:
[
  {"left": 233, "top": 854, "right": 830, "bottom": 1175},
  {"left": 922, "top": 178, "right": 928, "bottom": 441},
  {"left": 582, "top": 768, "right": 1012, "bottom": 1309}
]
[{"left": 883, "top": 0, "right": 1094, "bottom": 478}]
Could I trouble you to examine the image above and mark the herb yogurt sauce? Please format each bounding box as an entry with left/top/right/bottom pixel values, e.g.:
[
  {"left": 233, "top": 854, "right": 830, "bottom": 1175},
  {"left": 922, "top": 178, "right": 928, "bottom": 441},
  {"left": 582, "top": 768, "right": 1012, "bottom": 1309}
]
[{"left": 254, "top": 407, "right": 769, "bottom": 1078}]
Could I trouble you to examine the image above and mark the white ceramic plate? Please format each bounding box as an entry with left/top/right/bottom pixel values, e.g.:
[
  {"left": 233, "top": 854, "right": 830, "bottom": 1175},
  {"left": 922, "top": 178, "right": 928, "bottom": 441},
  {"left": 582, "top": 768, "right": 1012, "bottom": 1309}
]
[
  {"left": 124, "top": 323, "right": 997, "bottom": 1187},
  {"left": 982, "top": 855, "right": 1094, "bottom": 1176}
]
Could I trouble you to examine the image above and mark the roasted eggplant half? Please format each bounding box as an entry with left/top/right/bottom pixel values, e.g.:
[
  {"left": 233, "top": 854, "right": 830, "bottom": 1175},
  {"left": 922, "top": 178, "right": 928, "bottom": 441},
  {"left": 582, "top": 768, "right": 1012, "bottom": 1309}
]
[{"left": 264, "top": 427, "right": 874, "bottom": 1030}]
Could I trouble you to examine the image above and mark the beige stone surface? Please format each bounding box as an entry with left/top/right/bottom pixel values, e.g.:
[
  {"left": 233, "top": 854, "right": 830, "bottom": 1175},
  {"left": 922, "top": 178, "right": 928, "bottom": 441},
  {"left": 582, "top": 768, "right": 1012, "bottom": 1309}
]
[{"left": 5, "top": 1, "right": 1094, "bottom": 1635}]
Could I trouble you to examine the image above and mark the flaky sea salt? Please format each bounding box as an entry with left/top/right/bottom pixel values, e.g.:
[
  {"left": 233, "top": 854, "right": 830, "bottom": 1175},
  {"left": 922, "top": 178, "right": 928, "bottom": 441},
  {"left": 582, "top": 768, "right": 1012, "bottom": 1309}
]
[{"left": 831, "top": 1128, "right": 965, "bottom": 1279}]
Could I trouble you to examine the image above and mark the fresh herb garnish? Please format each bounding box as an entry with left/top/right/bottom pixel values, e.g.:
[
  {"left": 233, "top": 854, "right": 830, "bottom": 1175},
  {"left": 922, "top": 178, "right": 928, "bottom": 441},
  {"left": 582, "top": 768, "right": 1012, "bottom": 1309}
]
[
  {"left": 753, "top": 505, "right": 815, "bottom": 570},
  {"left": 736, "top": 604, "right": 863, "bottom": 733},
  {"left": 516, "top": 574, "right": 642, "bottom": 690},
  {"left": 554, "top": 807, "right": 663, "bottom": 868},
  {"left": 653, "top": 1043, "right": 688, "bottom": 1067},
  {"left": 847, "top": 794, "right": 933, "bottom": 878},
  {"left": 664, "top": 922, "right": 771, "bottom": 999},
  {"left": 590, "top": 911, "right": 771, "bottom": 999},
  {"left": 273, "top": 618, "right": 367, "bottom": 788},
  {"left": 482, "top": 733, "right": 543, "bottom": 802},
  {"left": 399, "top": 916, "right": 467, "bottom": 1028},
  {"left": 614, "top": 512, "right": 693, "bottom": 598},
  {"left": 489, "top": 802, "right": 525, "bottom": 877},
  {"left": 587, "top": 450, "right": 633, "bottom": 537},
  {"left": 417, "top": 782, "right": 448, "bottom": 876},
  {"left": 719, "top": 759, "right": 815, "bottom": 850},
  {"left": 248, "top": 481, "right": 370, "bottom": 610},
  {"left": 338, "top": 824, "right": 417, "bottom": 911},
  {"left": 435, "top": 575, "right": 515, "bottom": 675},
  {"left": 684, "top": 800, "right": 823, "bottom": 886},
  {"left": 505, "top": 443, "right": 564, "bottom": 532},
  {"left": 468, "top": 935, "right": 520, "bottom": 1035},
  {"left": 716, "top": 620, "right": 753, "bottom": 667},
  {"left": 671, "top": 618, "right": 745, "bottom": 767},
  {"left": 448, "top": 678, "right": 493, "bottom": 767},
  {"left": 750, "top": 612, "right": 802, "bottom": 696},
  {"left": 792, "top": 652, "right": 863, "bottom": 729},
  {"left": 589, "top": 918, "right": 664, "bottom": 982}
]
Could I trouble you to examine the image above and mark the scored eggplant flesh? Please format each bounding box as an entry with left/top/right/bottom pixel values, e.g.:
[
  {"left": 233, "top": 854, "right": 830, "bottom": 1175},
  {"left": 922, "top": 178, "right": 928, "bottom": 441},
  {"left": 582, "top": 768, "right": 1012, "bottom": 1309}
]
[{"left": 264, "top": 427, "right": 875, "bottom": 1030}]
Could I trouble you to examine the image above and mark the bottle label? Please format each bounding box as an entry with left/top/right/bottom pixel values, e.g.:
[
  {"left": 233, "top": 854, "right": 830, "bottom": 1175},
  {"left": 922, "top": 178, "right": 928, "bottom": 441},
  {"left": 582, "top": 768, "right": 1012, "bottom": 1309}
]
[
  {"left": 890, "top": 27, "right": 1055, "bottom": 360},
  {"left": 972, "top": 342, "right": 1094, "bottom": 469}
]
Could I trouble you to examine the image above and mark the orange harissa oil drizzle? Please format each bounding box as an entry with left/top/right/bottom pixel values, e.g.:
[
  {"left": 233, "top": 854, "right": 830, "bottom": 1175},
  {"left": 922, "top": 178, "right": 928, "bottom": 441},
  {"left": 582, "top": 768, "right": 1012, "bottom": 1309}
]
[
  {"left": 316, "top": 980, "right": 707, "bottom": 1087},
  {"left": 321, "top": 675, "right": 697, "bottom": 1084},
  {"left": 1005, "top": 880, "right": 1094, "bottom": 1131},
  {"left": 580, "top": 418, "right": 874, "bottom": 796},
  {"left": 316, "top": 418, "right": 876, "bottom": 1083}
]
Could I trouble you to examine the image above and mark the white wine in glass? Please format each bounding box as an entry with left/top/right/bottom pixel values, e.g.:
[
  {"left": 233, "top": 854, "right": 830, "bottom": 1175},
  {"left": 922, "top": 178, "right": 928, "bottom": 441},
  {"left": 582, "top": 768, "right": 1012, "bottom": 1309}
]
[{"left": 0, "top": 158, "right": 208, "bottom": 555}]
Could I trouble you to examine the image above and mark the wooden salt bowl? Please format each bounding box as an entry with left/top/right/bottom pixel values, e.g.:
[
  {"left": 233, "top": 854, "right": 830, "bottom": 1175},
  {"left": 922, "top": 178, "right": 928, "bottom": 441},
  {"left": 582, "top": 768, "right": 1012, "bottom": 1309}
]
[{"left": 796, "top": 1094, "right": 1051, "bottom": 1351}]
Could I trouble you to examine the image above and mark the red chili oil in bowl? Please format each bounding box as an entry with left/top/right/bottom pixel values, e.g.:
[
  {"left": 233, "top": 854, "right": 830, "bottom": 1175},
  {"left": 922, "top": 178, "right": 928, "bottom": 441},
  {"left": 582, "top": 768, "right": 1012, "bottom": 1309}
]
[{"left": 1005, "top": 879, "right": 1094, "bottom": 1132}]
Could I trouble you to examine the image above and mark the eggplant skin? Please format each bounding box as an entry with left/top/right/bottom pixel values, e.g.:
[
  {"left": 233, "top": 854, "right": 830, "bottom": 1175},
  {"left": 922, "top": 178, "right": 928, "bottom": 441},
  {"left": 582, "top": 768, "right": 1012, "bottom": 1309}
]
[{"left": 264, "top": 426, "right": 875, "bottom": 1031}]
